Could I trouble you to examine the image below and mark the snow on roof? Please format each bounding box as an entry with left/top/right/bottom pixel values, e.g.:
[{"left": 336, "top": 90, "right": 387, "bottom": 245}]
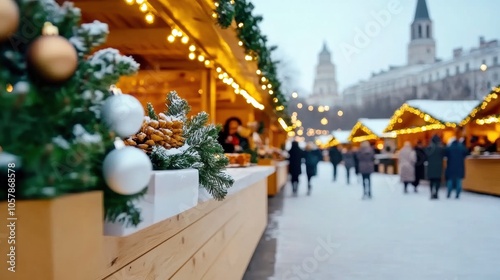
[
  {"left": 331, "top": 130, "right": 351, "bottom": 144},
  {"left": 316, "top": 135, "right": 333, "bottom": 144},
  {"left": 406, "top": 100, "right": 481, "bottom": 124},
  {"left": 358, "top": 118, "right": 391, "bottom": 137}
]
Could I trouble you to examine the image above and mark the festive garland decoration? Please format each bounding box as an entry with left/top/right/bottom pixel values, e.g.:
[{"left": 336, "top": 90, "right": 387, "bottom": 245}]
[
  {"left": 213, "top": 0, "right": 291, "bottom": 126},
  {"left": 460, "top": 85, "right": 500, "bottom": 126}
]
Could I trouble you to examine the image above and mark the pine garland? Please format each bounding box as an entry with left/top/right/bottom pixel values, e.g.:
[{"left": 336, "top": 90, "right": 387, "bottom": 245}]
[{"left": 147, "top": 92, "right": 234, "bottom": 200}]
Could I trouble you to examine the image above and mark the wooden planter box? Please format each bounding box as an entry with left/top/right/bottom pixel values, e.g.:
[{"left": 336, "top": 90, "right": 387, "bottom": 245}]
[
  {"left": 104, "top": 169, "right": 199, "bottom": 236},
  {"left": 0, "top": 191, "right": 103, "bottom": 280}
]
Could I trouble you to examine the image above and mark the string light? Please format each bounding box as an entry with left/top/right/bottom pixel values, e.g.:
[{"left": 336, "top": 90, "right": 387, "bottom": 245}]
[
  {"left": 139, "top": 3, "right": 148, "bottom": 12},
  {"left": 318, "top": 106, "right": 324, "bottom": 113},
  {"left": 261, "top": 77, "right": 267, "bottom": 82},
  {"left": 269, "top": 90, "right": 274, "bottom": 95},
  {"left": 245, "top": 55, "right": 253, "bottom": 61},
  {"left": 188, "top": 53, "right": 196, "bottom": 60},
  {"left": 256, "top": 69, "right": 262, "bottom": 75},
  {"left": 167, "top": 35, "right": 175, "bottom": 43},
  {"left": 136, "top": 0, "right": 145, "bottom": 4},
  {"left": 216, "top": 67, "right": 222, "bottom": 73},
  {"left": 461, "top": 87, "right": 499, "bottom": 126},
  {"left": 189, "top": 45, "right": 196, "bottom": 52},
  {"left": 212, "top": 12, "right": 218, "bottom": 18},
  {"left": 197, "top": 55, "right": 205, "bottom": 62},
  {"left": 321, "top": 118, "right": 328, "bottom": 125},
  {"left": 261, "top": 85, "right": 267, "bottom": 90},
  {"left": 325, "top": 106, "right": 330, "bottom": 111},
  {"left": 308, "top": 106, "right": 313, "bottom": 111},
  {"left": 125, "top": 0, "right": 134, "bottom": 5},
  {"left": 238, "top": 41, "right": 243, "bottom": 46},
  {"left": 181, "top": 36, "right": 189, "bottom": 44},
  {"left": 267, "top": 84, "right": 272, "bottom": 89},
  {"left": 145, "top": 13, "right": 154, "bottom": 24},
  {"left": 337, "top": 110, "right": 344, "bottom": 117},
  {"left": 292, "top": 92, "right": 298, "bottom": 98},
  {"left": 297, "top": 103, "right": 303, "bottom": 109},
  {"left": 204, "top": 60, "right": 211, "bottom": 66},
  {"left": 6, "top": 84, "right": 13, "bottom": 93},
  {"left": 238, "top": 22, "right": 244, "bottom": 28}
]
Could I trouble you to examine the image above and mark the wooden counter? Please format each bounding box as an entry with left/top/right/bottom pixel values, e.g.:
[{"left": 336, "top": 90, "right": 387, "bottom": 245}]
[
  {"left": 258, "top": 159, "right": 289, "bottom": 196},
  {"left": 463, "top": 156, "right": 500, "bottom": 196}
]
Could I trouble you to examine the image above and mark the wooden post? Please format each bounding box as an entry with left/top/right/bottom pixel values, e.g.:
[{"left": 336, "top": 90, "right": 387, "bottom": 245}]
[{"left": 201, "top": 69, "right": 216, "bottom": 124}]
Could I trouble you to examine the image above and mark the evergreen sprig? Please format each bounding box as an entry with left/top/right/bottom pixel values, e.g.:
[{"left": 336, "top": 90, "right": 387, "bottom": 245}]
[{"left": 147, "top": 92, "right": 234, "bottom": 200}]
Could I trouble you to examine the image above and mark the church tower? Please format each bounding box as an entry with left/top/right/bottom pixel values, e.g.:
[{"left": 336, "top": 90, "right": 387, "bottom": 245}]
[
  {"left": 309, "top": 42, "right": 338, "bottom": 106},
  {"left": 407, "top": 0, "right": 436, "bottom": 65}
]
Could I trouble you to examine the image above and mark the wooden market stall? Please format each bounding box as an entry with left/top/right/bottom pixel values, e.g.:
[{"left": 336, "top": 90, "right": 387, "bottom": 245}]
[
  {"left": 384, "top": 100, "right": 480, "bottom": 148},
  {"left": 348, "top": 118, "right": 396, "bottom": 150},
  {"left": 461, "top": 86, "right": 500, "bottom": 196},
  {"left": 46, "top": 0, "right": 288, "bottom": 278}
]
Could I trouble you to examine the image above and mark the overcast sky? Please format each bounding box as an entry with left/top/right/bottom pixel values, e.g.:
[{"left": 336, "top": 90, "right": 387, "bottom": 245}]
[{"left": 251, "top": 0, "right": 500, "bottom": 94}]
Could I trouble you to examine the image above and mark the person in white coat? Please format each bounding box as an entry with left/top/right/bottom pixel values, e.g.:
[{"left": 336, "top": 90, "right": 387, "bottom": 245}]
[{"left": 398, "top": 141, "right": 417, "bottom": 193}]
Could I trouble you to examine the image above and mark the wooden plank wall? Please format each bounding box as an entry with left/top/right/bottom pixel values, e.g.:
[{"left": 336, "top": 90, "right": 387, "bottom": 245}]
[{"left": 99, "top": 179, "right": 268, "bottom": 279}]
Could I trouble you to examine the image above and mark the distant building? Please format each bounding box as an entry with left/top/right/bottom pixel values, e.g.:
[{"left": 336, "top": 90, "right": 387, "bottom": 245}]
[
  {"left": 342, "top": 0, "right": 500, "bottom": 109},
  {"left": 307, "top": 42, "right": 340, "bottom": 107}
]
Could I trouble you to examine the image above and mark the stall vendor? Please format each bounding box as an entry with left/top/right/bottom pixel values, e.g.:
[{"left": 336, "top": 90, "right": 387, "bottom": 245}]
[{"left": 218, "top": 117, "right": 249, "bottom": 153}]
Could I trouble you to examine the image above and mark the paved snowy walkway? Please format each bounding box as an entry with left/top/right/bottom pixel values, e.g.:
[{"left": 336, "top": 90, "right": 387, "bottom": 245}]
[{"left": 244, "top": 162, "right": 500, "bottom": 280}]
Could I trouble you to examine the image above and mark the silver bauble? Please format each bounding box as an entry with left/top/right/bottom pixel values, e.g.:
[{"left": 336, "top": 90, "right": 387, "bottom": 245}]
[
  {"left": 102, "top": 94, "right": 144, "bottom": 138},
  {"left": 103, "top": 146, "right": 152, "bottom": 195}
]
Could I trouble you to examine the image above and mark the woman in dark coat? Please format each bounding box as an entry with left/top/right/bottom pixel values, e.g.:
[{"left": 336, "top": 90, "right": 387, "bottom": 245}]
[
  {"left": 288, "top": 141, "right": 304, "bottom": 195},
  {"left": 217, "top": 117, "right": 249, "bottom": 153},
  {"left": 357, "top": 141, "right": 375, "bottom": 199},
  {"left": 426, "top": 135, "right": 445, "bottom": 199},
  {"left": 413, "top": 140, "right": 427, "bottom": 192},
  {"left": 304, "top": 143, "right": 321, "bottom": 195},
  {"left": 329, "top": 146, "right": 342, "bottom": 181},
  {"left": 342, "top": 146, "right": 356, "bottom": 185},
  {"left": 445, "top": 138, "right": 468, "bottom": 199}
]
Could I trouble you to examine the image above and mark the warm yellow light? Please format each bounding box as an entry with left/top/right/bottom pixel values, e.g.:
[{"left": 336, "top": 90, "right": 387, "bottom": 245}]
[
  {"left": 292, "top": 92, "right": 298, "bottom": 98},
  {"left": 139, "top": 3, "right": 148, "bottom": 12},
  {"left": 212, "top": 12, "right": 218, "bottom": 18},
  {"left": 288, "top": 131, "right": 296, "bottom": 137},
  {"left": 167, "top": 35, "right": 175, "bottom": 43},
  {"left": 222, "top": 78, "right": 229, "bottom": 84},
  {"left": 215, "top": 67, "right": 222, "bottom": 73},
  {"left": 232, "top": 83, "right": 239, "bottom": 89},
  {"left": 273, "top": 97, "right": 278, "bottom": 103},
  {"left": 318, "top": 106, "right": 324, "bottom": 113},
  {"left": 267, "top": 84, "right": 272, "bottom": 89},
  {"left": 222, "top": 72, "right": 228, "bottom": 78},
  {"left": 234, "top": 88, "right": 240, "bottom": 94},
  {"left": 398, "top": 118, "right": 403, "bottom": 123},
  {"left": 125, "top": 0, "right": 134, "bottom": 5},
  {"left": 296, "top": 120, "right": 302, "bottom": 127},
  {"left": 297, "top": 130, "right": 303, "bottom": 136},
  {"left": 297, "top": 103, "right": 303, "bottom": 109},
  {"left": 218, "top": 73, "right": 224, "bottom": 80},
  {"left": 135, "top": 0, "right": 145, "bottom": 4},
  {"left": 189, "top": 45, "right": 196, "bottom": 52},
  {"left": 181, "top": 36, "right": 189, "bottom": 44},
  {"left": 261, "top": 77, "right": 267, "bottom": 82},
  {"left": 245, "top": 55, "right": 253, "bottom": 61},
  {"left": 324, "top": 106, "right": 330, "bottom": 111},
  {"left": 480, "top": 64, "right": 488, "bottom": 71},
  {"left": 261, "top": 85, "right": 267, "bottom": 90},
  {"left": 292, "top": 112, "right": 297, "bottom": 116},
  {"left": 278, "top": 118, "right": 289, "bottom": 131},
  {"left": 145, "top": 13, "right": 154, "bottom": 24},
  {"left": 238, "top": 41, "right": 243, "bottom": 46},
  {"left": 197, "top": 55, "right": 205, "bottom": 62},
  {"left": 238, "top": 22, "right": 244, "bottom": 28},
  {"left": 337, "top": 110, "right": 344, "bottom": 117},
  {"left": 204, "top": 60, "right": 211, "bottom": 66},
  {"left": 308, "top": 106, "right": 313, "bottom": 111},
  {"left": 424, "top": 114, "right": 431, "bottom": 122},
  {"left": 269, "top": 90, "right": 274, "bottom": 95},
  {"left": 214, "top": 2, "right": 219, "bottom": 7},
  {"left": 6, "top": 84, "right": 13, "bottom": 93},
  {"left": 256, "top": 69, "right": 262, "bottom": 75},
  {"left": 276, "top": 106, "right": 285, "bottom": 111},
  {"left": 321, "top": 118, "right": 328, "bottom": 125},
  {"left": 188, "top": 53, "right": 196, "bottom": 60}
]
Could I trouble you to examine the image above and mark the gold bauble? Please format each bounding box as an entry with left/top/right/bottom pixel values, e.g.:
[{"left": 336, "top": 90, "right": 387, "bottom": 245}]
[
  {"left": 28, "top": 35, "right": 78, "bottom": 83},
  {"left": 0, "top": 0, "right": 20, "bottom": 41}
]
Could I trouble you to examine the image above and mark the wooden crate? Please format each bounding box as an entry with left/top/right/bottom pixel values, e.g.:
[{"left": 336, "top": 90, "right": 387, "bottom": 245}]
[{"left": 0, "top": 191, "right": 103, "bottom": 280}]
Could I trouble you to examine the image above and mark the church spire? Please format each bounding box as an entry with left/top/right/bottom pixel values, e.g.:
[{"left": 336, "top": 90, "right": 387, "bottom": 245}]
[
  {"left": 321, "top": 41, "right": 330, "bottom": 54},
  {"left": 414, "top": 0, "right": 430, "bottom": 21}
]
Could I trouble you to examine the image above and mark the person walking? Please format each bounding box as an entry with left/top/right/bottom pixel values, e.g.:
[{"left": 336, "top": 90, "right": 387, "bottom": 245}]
[
  {"left": 398, "top": 141, "right": 417, "bottom": 193},
  {"left": 357, "top": 141, "right": 375, "bottom": 199},
  {"left": 288, "top": 141, "right": 304, "bottom": 195},
  {"left": 413, "top": 140, "right": 427, "bottom": 192},
  {"left": 304, "top": 143, "right": 321, "bottom": 195},
  {"left": 329, "top": 145, "right": 342, "bottom": 182},
  {"left": 426, "top": 135, "right": 445, "bottom": 199},
  {"left": 445, "top": 137, "right": 468, "bottom": 199},
  {"left": 342, "top": 146, "right": 356, "bottom": 185}
]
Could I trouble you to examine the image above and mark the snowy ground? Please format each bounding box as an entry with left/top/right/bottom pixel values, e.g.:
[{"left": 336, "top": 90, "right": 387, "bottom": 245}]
[{"left": 244, "top": 161, "right": 500, "bottom": 280}]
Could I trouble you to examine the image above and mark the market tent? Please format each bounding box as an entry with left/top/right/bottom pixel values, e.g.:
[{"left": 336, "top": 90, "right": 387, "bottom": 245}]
[
  {"left": 349, "top": 118, "right": 394, "bottom": 143},
  {"left": 384, "top": 100, "right": 480, "bottom": 134},
  {"left": 331, "top": 130, "right": 351, "bottom": 145}
]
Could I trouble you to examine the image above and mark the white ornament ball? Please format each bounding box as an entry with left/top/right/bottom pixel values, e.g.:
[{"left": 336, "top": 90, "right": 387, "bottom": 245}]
[
  {"left": 103, "top": 147, "right": 152, "bottom": 195},
  {"left": 102, "top": 94, "right": 144, "bottom": 138}
]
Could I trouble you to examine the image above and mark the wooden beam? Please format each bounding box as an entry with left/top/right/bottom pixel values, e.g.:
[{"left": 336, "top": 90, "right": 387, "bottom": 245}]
[{"left": 105, "top": 28, "right": 170, "bottom": 46}]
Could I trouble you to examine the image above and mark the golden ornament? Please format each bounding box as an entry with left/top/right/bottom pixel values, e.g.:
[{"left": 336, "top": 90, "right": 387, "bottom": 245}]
[
  {"left": 124, "top": 113, "right": 185, "bottom": 153},
  {"left": 0, "top": 0, "right": 19, "bottom": 41},
  {"left": 28, "top": 22, "right": 78, "bottom": 83}
]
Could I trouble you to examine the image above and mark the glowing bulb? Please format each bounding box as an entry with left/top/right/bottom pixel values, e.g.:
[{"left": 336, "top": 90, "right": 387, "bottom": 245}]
[
  {"left": 480, "top": 64, "right": 488, "bottom": 71},
  {"left": 181, "top": 36, "right": 189, "bottom": 44},
  {"left": 216, "top": 67, "right": 222, "bottom": 73},
  {"left": 238, "top": 22, "right": 244, "bottom": 28},
  {"left": 140, "top": 3, "right": 148, "bottom": 12},
  {"left": 188, "top": 53, "right": 196, "bottom": 60},
  {"left": 308, "top": 106, "right": 313, "bottom": 111},
  {"left": 218, "top": 74, "right": 224, "bottom": 79},
  {"left": 261, "top": 77, "right": 267, "bottom": 82},
  {"left": 256, "top": 69, "right": 262, "bottom": 75},
  {"left": 321, "top": 118, "right": 328, "bottom": 125},
  {"left": 125, "top": 0, "right": 134, "bottom": 5},
  {"left": 267, "top": 84, "right": 272, "bottom": 89},
  {"left": 318, "top": 106, "right": 324, "bottom": 113},
  {"left": 197, "top": 55, "right": 205, "bottom": 62},
  {"left": 136, "top": 0, "right": 145, "bottom": 4},
  {"left": 261, "top": 85, "right": 267, "bottom": 90},
  {"left": 145, "top": 13, "right": 154, "bottom": 24},
  {"left": 189, "top": 45, "right": 196, "bottom": 52},
  {"left": 212, "top": 12, "right": 218, "bottom": 18},
  {"left": 273, "top": 98, "right": 278, "bottom": 103},
  {"left": 337, "top": 110, "right": 344, "bottom": 117},
  {"left": 245, "top": 55, "right": 253, "bottom": 61},
  {"left": 204, "top": 60, "right": 211, "bottom": 66},
  {"left": 171, "top": 29, "right": 180, "bottom": 36},
  {"left": 238, "top": 41, "right": 243, "bottom": 46},
  {"left": 269, "top": 90, "right": 274, "bottom": 95},
  {"left": 325, "top": 106, "right": 330, "bottom": 111},
  {"left": 292, "top": 92, "right": 298, "bottom": 98},
  {"left": 6, "top": 84, "right": 13, "bottom": 93},
  {"left": 214, "top": 2, "right": 219, "bottom": 7},
  {"left": 167, "top": 35, "right": 175, "bottom": 43},
  {"left": 297, "top": 103, "right": 303, "bottom": 109}
]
